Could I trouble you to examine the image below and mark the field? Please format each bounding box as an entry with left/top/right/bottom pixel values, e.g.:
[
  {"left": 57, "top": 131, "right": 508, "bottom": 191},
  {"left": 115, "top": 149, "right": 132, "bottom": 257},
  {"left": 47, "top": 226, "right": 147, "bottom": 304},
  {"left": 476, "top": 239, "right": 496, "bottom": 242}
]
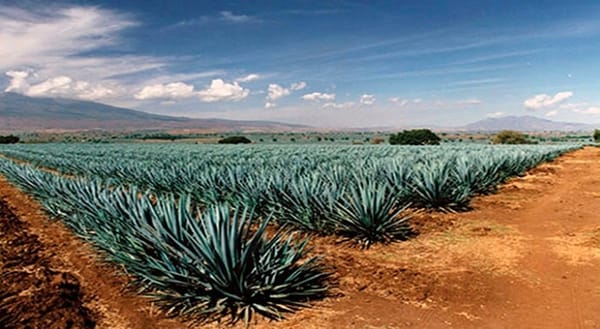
[{"left": 1, "top": 143, "right": 600, "bottom": 328}]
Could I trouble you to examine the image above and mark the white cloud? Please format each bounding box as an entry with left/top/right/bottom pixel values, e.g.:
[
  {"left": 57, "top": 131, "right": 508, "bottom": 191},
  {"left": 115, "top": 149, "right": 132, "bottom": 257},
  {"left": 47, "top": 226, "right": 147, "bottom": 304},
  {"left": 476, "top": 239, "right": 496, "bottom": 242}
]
[
  {"left": 545, "top": 110, "right": 559, "bottom": 117},
  {"left": 413, "top": 98, "right": 423, "bottom": 103},
  {"left": 0, "top": 6, "right": 139, "bottom": 71},
  {"left": 235, "top": 73, "right": 261, "bottom": 82},
  {"left": 263, "top": 82, "right": 307, "bottom": 108},
  {"left": 523, "top": 91, "right": 573, "bottom": 110},
  {"left": 302, "top": 92, "right": 336, "bottom": 101},
  {"left": 487, "top": 111, "right": 506, "bottom": 118},
  {"left": 267, "top": 84, "right": 291, "bottom": 101},
  {"left": 359, "top": 94, "right": 376, "bottom": 105},
  {"left": 0, "top": 5, "right": 174, "bottom": 104},
  {"left": 4, "top": 70, "right": 30, "bottom": 93},
  {"left": 27, "top": 76, "right": 74, "bottom": 96},
  {"left": 197, "top": 79, "right": 249, "bottom": 102},
  {"left": 290, "top": 81, "right": 307, "bottom": 91},
  {"left": 323, "top": 102, "right": 355, "bottom": 109},
  {"left": 5, "top": 71, "right": 121, "bottom": 100},
  {"left": 134, "top": 82, "right": 196, "bottom": 100}
]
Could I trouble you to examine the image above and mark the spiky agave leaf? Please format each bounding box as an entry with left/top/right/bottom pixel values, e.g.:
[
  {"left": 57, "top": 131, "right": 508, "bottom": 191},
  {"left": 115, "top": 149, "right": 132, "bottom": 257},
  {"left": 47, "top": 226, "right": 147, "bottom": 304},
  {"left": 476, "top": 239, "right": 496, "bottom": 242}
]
[{"left": 333, "top": 180, "right": 412, "bottom": 248}]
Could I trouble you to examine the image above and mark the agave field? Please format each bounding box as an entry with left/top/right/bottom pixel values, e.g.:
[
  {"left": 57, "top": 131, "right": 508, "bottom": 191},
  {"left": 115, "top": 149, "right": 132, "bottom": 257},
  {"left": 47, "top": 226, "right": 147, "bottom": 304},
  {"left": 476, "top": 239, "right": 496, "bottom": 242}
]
[{"left": 0, "top": 143, "right": 582, "bottom": 325}]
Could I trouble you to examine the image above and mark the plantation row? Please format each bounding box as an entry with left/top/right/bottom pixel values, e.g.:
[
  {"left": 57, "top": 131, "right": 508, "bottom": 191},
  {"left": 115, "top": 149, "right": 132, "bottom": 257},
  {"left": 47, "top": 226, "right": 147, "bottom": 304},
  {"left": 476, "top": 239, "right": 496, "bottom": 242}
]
[
  {"left": 0, "top": 143, "right": 582, "bottom": 324},
  {"left": 0, "top": 144, "right": 582, "bottom": 213},
  {"left": 0, "top": 158, "right": 328, "bottom": 324}
]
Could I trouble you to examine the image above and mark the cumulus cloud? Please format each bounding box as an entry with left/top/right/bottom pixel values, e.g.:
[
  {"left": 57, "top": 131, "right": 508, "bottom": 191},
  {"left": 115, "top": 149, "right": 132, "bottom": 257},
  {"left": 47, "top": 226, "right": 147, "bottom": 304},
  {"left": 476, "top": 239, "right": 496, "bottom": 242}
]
[
  {"left": 302, "top": 92, "right": 336, "bottom": 101},
  {"left": 5, "top": 71, "right": 120, "bottom": 100},
  {"left": 134, "top": 82, "right": 196, "bottom": 100},
  {"left": 545, "top": 110, "right": 559, "bottom": 117},
  {"left": 197, "top": 79, "right": 249, "bottom": 102},
  {"left": 267, "top": 84, "right": 291, "bottom": 101},
  {"left": 359, "top": 94, "right": 376, "bottom": 105},
  {"left": 523, "top": 91, "right": 573, "bottom": 110},
  {"left": 263, "top": 82, "right": 306, "bottom": 108},
  {"left": 235, "top": 73, "right": 261, "bottom": 82}
]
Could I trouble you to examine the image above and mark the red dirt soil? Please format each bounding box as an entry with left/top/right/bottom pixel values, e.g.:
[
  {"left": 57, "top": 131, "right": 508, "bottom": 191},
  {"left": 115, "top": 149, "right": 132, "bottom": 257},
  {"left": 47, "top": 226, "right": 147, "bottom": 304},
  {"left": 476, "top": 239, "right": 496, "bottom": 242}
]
[
  {"left": 0, "top": 198, "right": 96, "bottom": 329},
  {"left": 1, "top": 146, "right": 600, "bottom": 328}
]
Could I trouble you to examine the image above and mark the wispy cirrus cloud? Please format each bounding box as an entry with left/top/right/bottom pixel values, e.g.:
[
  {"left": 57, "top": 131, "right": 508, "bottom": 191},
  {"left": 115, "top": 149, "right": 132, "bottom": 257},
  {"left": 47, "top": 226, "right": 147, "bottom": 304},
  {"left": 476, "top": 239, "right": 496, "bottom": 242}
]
[
  {"left": 219, "top": 11, "right": 254, "bottom": 23},
  {"left": 0, "top": 5, "right": 166, "bottom": 101},
  {"left": 167, "top": 11, "right": 259, "bottom": 29}
]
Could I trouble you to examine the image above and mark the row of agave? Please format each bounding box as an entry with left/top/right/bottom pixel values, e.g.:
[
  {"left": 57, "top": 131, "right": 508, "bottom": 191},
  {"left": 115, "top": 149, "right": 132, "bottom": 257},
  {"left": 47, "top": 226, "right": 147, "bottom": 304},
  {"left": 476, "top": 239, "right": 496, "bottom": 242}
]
[
  {"left": 0, "top": 144, "right": 581, "bottom": 246},
  {"left": 0, "top": 159, "right": 330, "bottom": 325},
  {"left": 0, "top": 144, "right": 578, "bottom": 212}
]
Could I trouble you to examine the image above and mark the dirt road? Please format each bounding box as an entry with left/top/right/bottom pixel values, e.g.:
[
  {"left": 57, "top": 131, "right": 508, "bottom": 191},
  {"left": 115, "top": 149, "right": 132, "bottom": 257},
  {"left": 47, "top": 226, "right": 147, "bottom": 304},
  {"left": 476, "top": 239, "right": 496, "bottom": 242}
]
[{"left": 1, "top": 147, "right": 600, "bottom": 328}]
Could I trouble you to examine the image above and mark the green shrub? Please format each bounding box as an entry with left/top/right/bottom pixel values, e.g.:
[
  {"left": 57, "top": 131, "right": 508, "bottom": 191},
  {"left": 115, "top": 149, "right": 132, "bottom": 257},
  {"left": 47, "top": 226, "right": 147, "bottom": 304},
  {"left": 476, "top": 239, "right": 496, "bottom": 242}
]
[
  {"left": 389, "top": 129, "right": 440, "bottom": 145},
  {"left": 492, "top": 130, "right": 529, "bottom": 144},
  {"left": 0, "top": 135, "right": 19, "bottom": 144},
  {"left": 594, "top": 129, "right": 600, "bottom": 142},
  {"left": 218, "top": 136, "right": 251, "bottom": 144}
]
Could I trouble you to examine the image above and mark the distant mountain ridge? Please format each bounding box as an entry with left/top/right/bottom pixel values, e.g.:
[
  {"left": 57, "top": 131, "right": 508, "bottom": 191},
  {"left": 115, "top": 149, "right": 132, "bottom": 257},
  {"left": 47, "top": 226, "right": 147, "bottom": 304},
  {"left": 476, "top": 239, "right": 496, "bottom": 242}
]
[
  {"left": 0, "top": 93, "right": 305, "bottom": 132},
  {"left": 461, "top": 115, "right": 597, "bottom": 132}
]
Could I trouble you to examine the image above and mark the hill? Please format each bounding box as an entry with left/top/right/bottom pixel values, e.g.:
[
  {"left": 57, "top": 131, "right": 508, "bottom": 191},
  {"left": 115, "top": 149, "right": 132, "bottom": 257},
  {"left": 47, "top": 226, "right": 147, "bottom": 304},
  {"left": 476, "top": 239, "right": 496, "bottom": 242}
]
[
  {"left": 0, "top": 93, "right": 304, "bottom": 132},
  {"left": 461, "top": 115, "right": 595, "bottom": 132}
]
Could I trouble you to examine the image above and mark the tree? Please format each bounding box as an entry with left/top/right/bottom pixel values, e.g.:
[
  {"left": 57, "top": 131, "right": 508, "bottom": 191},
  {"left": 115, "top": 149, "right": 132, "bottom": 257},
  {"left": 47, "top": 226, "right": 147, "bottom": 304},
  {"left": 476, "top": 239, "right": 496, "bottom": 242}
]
[
  {"left": 0, "top": 135, "right": 19, "bottom": 144},
  {"left": 217, "top": 136, "right": 252, "bottom": 144},
  {"left": 389, "top": 129, "right": 441, "bottom": 145},
  {"left": 594, "top": 129, "right": 600, "bottom": 142},
  {"left": 492, "top": 130, "right": 529, "bottom": 144}
]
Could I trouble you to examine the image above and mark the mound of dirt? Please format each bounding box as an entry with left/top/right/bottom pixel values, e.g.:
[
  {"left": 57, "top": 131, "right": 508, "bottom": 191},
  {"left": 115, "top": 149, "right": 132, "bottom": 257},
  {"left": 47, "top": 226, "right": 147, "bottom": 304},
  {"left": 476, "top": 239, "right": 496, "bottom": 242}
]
[{"left": 0, "top": 199, "right": 96, "bottom": 329}]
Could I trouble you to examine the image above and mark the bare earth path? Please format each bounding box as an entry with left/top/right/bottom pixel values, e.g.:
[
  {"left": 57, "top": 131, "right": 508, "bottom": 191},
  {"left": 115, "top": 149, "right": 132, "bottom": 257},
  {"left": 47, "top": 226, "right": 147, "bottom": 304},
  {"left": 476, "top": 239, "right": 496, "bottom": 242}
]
[{"left": 1, "top": 147, "right": 600, "bottom": 328}]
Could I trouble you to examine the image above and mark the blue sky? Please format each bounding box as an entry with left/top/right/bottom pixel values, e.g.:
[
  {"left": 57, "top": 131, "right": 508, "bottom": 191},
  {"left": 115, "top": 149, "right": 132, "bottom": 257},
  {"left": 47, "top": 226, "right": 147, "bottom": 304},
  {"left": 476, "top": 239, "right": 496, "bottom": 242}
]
[{"left": 1, "top": 0, "right": 600, "bottom": 127}]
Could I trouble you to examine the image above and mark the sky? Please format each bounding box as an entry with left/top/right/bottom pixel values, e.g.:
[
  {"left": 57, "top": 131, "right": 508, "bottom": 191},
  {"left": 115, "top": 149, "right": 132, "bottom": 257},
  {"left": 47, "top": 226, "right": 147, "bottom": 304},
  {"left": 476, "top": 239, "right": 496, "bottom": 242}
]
[{"left": 1, "top": 0, "right": 600, "bottom": 128}]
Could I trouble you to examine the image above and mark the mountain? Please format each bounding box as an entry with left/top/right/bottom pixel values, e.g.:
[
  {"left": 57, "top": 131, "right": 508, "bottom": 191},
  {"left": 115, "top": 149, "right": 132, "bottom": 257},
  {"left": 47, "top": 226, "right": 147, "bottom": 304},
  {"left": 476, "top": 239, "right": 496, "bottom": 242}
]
[
  {"left": 461, "top": 115, "right": 596, "bottom": 132},
  {"left": 0, "top": 93, "right": 305, "bottom": 132}
]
